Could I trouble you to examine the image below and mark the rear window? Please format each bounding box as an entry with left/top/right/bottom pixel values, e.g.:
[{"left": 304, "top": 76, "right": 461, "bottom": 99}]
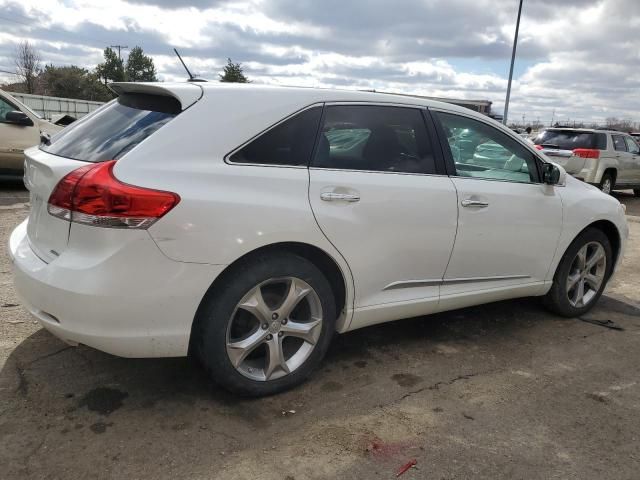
[
  {"left": 41, "top": 93, "right": 180, "bottom": 162},
  {"left": 534, "top": 130, "right": 606, "bottom": 150}
]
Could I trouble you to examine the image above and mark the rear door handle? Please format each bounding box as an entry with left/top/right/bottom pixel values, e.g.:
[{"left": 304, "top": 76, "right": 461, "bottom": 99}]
[
  {"left": 461, "top": 199, "right": 489, "bottom": 208},
  {"left": 320, "top": 192, "right": 360, "bottom": 202}
]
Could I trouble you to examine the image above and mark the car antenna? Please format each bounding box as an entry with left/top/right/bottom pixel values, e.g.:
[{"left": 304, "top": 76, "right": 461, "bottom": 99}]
[{"left": 173, "top": 48, "right": 207, "bottom": 82}]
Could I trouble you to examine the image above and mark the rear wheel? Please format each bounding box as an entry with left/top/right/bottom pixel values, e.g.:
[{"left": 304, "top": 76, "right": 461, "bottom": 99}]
[
  {"left": 599, "top": 171, "right": 615, "bottom": 195},
  {"left": 543, "top": 228, "right": 612, "bottom": 317},
  {"left": 634, "top": 189, "right": 640, "bottom": 197},
  {"left": 196, "top": 253, "right": 336, "bottom": 396}
]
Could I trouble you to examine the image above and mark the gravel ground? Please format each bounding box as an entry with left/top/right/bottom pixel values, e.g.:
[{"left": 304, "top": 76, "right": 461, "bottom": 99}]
[{"left": 1, "top": 183, "right": 640, "bottom": 480}]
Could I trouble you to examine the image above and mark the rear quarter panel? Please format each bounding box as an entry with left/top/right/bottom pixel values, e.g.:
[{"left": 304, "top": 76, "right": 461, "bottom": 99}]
[{"left": 111, "top": 92, "right": 356, "bottom": 330}]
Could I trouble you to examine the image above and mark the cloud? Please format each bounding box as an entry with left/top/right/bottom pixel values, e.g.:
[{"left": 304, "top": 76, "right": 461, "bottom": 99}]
[{"left": 0, "top": 0, "right": 638, "bottom": 124}]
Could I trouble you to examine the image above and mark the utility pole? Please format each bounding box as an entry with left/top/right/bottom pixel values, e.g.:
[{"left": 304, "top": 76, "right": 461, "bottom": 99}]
[
  {"left": 503, "top": 0, "right": 524, "bottom": 125},
  {"left": 550, "top": 108, "right": 555, "bottom": 127},
  {"left": 110, "top": 45, "right": 129, "bottom": 61}
]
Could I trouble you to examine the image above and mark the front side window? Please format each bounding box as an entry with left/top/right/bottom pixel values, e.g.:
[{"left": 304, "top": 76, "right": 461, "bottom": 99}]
[
  {"left": 625, "top": 136, "right": 639, "bottom": 154},
  {"left": 435, "top": 112, "right": 539, "bottom": 183},
  {"left": 612, "top": 135, "right": 628, "bottom": 152},
  {"left": 229, "top": 107, "right": 322, "bottom": 166},
  {"left": 313, "top": 105, "right": 436, "bottom": 174}
]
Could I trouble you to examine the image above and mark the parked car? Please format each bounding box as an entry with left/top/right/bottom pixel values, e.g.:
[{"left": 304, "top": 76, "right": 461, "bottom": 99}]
[
  {"left": 9, "top": 83, "right": 628, "bottom": 396},
  {"left": 534, "top": 128, "right": 640, "bottom": 196},
  {"left": 0, "top": 89, "right": 63, "bottom": 179}
]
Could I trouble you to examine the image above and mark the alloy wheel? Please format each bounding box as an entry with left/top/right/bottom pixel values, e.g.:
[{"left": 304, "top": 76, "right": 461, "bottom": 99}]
[
  {"left": 601, "top": 178, "right": 612, "bottom": 194},
  {"left": 566, "top": 241, "right": 607, "bottom": 308},
  {"left": 226, "top": 277, "right": 323, "bottom": 381}
]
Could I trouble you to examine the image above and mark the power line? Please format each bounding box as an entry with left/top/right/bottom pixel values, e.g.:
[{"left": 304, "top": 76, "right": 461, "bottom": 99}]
[{"left": 110, "top": 45, "right": 129, "bottom": 61}]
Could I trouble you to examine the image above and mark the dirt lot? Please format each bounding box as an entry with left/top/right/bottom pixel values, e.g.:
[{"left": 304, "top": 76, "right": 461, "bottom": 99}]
[{"left": 1, "top": 183, "right": 640, "bottom": 480}]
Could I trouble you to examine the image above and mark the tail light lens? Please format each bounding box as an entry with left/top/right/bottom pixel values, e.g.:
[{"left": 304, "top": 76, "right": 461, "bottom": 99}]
[
  {"left": 573, "top": 148, "right": 600, "bottom": 159},
  {"left": 48, "top": 160, "right": 180, "bottom": 229},
  {"left": 534, "top": 145, "right": 544, "bottom": 150}
]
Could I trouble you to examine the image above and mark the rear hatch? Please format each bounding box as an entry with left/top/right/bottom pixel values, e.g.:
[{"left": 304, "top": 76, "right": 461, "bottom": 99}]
[
  {"left": 533, "top": 129, "right": 606, "bottom": 174},
  {"left": 24, "top": 83, "right": 201, "bottom": 263}
]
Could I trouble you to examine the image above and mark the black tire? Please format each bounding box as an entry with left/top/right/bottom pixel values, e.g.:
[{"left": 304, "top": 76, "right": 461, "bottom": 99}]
[
  {"left": 195, "top": 252, "right": 336, "bottom": 396},
  {"left": 543, "top": 228, "right": 612, "bottom": 317},
  {"left": 634, "top": 189, "right": 640, "bottom": 197},
  {"left": 599, "top": 171, "right": 615, "bottom": 195}
]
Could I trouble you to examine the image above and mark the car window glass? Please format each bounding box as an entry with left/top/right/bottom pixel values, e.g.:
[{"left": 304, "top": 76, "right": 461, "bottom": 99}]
[
  {"left": 313, "top": 105, "right": 436, "bottom": 174},
  {"left": 436, "top": 112, "right": 538, "bottom": 183},
  {"left": 229, "top": 107, "right": 322, "bottom": 166},
  {"left": 624, "top": 136, "right": 639, "bottom": 154},
  {"left": 534, "top": 130, "right": 599, "bottom": 150},
  {"left": 612, "top": 135, "right": 628, "bottom": 152},
  {"left": 0, "top": 97, "right": 16, "bottom": 122}
]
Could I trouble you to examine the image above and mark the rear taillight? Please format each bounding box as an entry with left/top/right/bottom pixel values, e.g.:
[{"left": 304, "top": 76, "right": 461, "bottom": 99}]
[
  {"left": 534, "top": 145, "right": 544, "bottom": 150},
  {"left": 572, "top": 148, "right": 600, "bottom": 159},
  {"left": 47, "top": 160, "right": 180, "bottom": 229}
]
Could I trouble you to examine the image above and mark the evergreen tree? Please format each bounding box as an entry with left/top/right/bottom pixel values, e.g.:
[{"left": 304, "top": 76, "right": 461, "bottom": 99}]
[
  {"left": 95, "top": 47, "right": 125, "bottom": 84},
  {"left": 125, "top": 46, "right": 158, "bottom": 82},
  {"left": 219, "top": 58, "right": 249, "bottom": 83}
]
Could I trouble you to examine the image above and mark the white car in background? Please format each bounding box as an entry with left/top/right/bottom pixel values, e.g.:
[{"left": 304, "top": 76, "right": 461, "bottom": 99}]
[
  {"left": 9, "top": 83, "right": 628, "bottom": 395},
  {"left": 534, "top": 128, "right": 640, "bottom": 195}
]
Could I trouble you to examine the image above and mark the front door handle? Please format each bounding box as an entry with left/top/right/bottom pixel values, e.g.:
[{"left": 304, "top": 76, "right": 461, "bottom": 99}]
[
  {"left": 320, "top": 192, "right": 360, "bottom": 202},
  {"left": 461, "top": 199, "right": 489, "bottom": 208}
]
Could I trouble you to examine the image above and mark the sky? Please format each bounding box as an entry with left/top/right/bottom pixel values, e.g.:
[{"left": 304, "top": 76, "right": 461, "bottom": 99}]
[{"left": 0, "top": 0, "right": 638, "bottom": 124}]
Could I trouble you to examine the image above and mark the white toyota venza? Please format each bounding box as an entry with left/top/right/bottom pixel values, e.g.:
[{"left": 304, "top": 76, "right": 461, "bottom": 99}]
[{"left": 9, "top": 83, "right": 629, "bottom": 395}]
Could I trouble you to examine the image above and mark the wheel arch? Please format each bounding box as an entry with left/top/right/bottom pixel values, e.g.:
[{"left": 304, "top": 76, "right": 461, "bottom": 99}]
[
  {"left": 587, "top": 219, "right": 622, "bottom": 268},
  {"left": 601, "top": 167, "right": 617, "bottom": 184},
  {"left": 189, "top": 241, "right": 351, "bottom": 353},
  {"left": 552, "top": 219, "right": 622, "bottom": 282}
]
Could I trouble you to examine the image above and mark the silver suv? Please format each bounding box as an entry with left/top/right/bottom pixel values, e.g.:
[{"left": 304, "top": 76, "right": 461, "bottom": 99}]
[{"left": 534, "top": 128, "right": 640, "bottom": 196}]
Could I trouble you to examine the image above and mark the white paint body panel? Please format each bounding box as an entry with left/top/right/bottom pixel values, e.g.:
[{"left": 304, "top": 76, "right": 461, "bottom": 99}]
[
  {"left": 8, "top": 83, "right": 629, "bottom": 357},
  {"left": 309, "top": 169, "right": 458, "bottom": 308},
  {"left": 443, "top": 178, "right": 563, "bottom": 295}
]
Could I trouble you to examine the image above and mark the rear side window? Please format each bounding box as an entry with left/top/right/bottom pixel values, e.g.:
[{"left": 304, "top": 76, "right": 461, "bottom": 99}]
[
  {"left": 41, "top": 93, "right": 180, "bottom": 162},
  {"left": 229, "top": 107, "right": 322, "bottom": 166},
  {"left": 312, "top": 105, "right": 436, "bottom": 174},
  {"left": 612, "top": 135, "right": 628, "bottom": 152},
  {"left": 534, "top": 130, "right": 605, "bottom": 150}
]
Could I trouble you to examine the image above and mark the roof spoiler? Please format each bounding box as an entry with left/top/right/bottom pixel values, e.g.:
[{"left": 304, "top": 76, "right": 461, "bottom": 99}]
[{"left": 109, "top": 82, "right": 203, "bottom": 111}]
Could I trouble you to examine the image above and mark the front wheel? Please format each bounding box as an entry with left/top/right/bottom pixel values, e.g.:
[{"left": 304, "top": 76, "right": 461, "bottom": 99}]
[
  {"left": 543, "top": 228, "right": 612, "bottom": 317},
  {"left": 196, "top": 253, "right": 336, "bottom": 396}
]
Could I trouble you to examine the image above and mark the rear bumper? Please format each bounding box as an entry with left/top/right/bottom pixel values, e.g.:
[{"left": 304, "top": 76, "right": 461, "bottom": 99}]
[{"left": 9, "top": 219, "right": 225, "bottom": 358}]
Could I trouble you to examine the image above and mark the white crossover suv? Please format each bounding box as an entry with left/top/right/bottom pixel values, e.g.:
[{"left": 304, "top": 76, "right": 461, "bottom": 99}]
[
  {"left": 9, "top": 83, "right": 628, "bottom": 395},
  {"left": 534, "top": 128, "right": 640, "bottom": 195}
]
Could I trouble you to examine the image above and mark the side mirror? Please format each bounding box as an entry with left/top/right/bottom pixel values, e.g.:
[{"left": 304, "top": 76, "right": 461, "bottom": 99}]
[
  {"left": 5, "top": 110, "right": 34, "bottom": 127},
  {"left": 542, "top": 162, "right": 561, "bottom": 185}
]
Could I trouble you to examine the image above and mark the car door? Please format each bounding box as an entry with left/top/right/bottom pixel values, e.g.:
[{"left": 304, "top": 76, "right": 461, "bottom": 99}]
[
  {"left": 431, "top": 110, "right": 563, "bottom": 305},
  {"left": 623, "top": 136, "right": 640, "bottom": 184},
  {"left": 0, "top": 95, "right": 39, "bottom": 172},
  {"left": 308, "top": 104, "right": 458, "bottom": 324},
  {"left": 611, "top": 134, "right": 634, "bottom": 185}
]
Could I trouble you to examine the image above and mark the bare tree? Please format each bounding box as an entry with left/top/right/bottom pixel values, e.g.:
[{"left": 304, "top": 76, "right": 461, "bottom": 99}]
[{"left": 14, "top": 41, "right": 41, "bottom": 94}]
